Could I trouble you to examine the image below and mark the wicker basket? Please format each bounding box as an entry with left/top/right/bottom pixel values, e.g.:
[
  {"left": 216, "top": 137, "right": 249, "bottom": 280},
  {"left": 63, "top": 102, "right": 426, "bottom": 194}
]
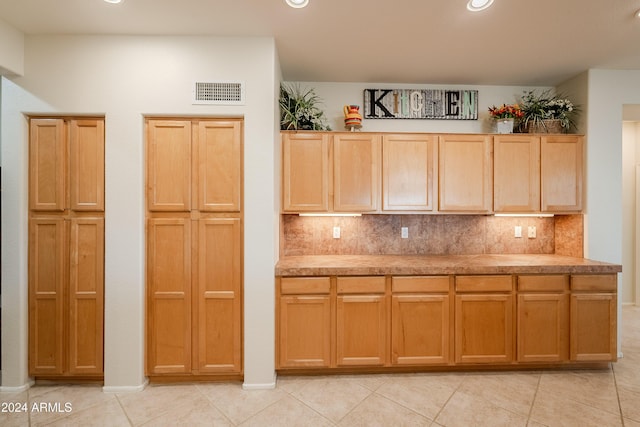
[{"left": 525, "top": 119, "right": 564, "bottom": 134}]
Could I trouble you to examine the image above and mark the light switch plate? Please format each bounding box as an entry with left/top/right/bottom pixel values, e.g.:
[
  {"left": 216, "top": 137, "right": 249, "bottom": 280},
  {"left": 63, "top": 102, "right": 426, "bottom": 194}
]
[
  {"left": 401, "top": 227, "right": 409, "bottom": 239},
  {"left": 515, "top": 226, "right": 522, "bottom": 238}
]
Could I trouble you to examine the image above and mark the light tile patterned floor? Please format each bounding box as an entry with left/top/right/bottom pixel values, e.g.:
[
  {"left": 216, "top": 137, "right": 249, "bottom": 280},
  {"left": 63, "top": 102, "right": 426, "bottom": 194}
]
[{"left": 2, "top": 305, "right": 639, "bottom": 426}]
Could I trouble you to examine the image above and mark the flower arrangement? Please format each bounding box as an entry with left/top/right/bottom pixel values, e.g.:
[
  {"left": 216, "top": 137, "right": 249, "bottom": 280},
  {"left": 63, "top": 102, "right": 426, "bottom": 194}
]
[
  {"left": 279, "top": 83, "right": 331, "bottom": 131},
  {"left": 488, "top": 104, "right": 524, "bottom": 120},
  {"left": 519, "top": 89, "right": 579, "bottom": 132}
]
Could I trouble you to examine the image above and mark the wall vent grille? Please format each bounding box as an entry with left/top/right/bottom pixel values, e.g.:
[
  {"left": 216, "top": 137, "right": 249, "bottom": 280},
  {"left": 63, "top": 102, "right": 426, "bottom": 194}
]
[{"left": 193, "top": 81, "right": 244, "bottom": 105}]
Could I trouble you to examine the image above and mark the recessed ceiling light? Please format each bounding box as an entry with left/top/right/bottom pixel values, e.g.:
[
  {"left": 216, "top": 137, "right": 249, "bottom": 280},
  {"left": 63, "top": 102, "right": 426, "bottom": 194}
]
[
  {"left": 285, "top": 0, "right": 309, "bottom": 8},
  {"left": 104, "top": 0, "right": 123, "bottom": 4},
  {"left": 635, "top": 8, "right": 640, "bottom": 18},
  {"left": 467, "top": 0, "right": 494, "bottom": 12}
]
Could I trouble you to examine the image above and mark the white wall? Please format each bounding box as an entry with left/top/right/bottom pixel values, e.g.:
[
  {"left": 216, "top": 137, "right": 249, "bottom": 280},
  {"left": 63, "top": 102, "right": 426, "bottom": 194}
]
[
  {"left": 1, "top": 35, "right": 279, "bottom": 390},
  {"left": 296, "top": 82, "right": 553, "bottom": 134},
  {"left": 0, "top": 18, "right": 24, "bottom": 76}
]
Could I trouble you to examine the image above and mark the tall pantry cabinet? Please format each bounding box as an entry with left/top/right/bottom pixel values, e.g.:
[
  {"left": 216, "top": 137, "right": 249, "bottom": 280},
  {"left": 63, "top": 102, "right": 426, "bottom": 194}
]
[
  {"left": 146, "top": 118, "right": 243, "bottom": 378},
  {"left": 29, "top": 117, "right": 105, "bottom": 378}
]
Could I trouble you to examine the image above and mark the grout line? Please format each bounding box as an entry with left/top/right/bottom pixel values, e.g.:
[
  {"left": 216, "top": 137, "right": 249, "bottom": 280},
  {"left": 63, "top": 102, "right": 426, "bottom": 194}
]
[
  {"left": 611, "top": 363, "right": 627, "bottom": 427},
  {"left": 194, "top": 383, "right": 240, "bottom": 426},
  {"left": 113, "top": 394, "right": 134, "bottom": 427},
  {"left": 525, "top": 372, "right": 543, "bottom": 426}
]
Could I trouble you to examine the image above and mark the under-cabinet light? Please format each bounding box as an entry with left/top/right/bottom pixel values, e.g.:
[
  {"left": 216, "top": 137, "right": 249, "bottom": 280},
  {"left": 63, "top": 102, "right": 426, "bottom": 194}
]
[
  {"left": 104, "top": 0, "right": 123, "bottom": 4},
  {"left": 494, "top": 213, "right": 555, "bottom": 218},
  {"left": 299, "top": 213, "right": 362, "bottom": 217}
]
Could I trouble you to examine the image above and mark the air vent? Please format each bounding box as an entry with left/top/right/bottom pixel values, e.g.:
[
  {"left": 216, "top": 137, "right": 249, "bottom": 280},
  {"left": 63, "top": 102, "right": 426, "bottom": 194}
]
[{"left": 193, "top": 81, "right": 245, "bottom": 105}]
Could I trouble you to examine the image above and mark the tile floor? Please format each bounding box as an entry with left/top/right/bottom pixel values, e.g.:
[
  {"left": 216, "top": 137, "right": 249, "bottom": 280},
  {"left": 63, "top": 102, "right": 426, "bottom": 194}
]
[{"left": 2, "top": 305, "right": 639, "bottom": 427}]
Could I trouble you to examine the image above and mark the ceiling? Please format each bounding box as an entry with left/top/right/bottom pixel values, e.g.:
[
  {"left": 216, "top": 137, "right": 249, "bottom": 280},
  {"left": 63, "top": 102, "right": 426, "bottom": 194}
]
[{"left": 1, "top": 0, "right": 639, "bottom": 86}]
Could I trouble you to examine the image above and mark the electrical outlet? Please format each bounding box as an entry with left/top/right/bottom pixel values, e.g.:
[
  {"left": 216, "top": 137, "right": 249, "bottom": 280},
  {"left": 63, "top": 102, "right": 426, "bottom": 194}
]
[
  {"left": 333, "top": 226, "right": 340, "bottom": 239},
  {"left": 401, "top": 227, "right": 409, "bottom": 239},
  {"left": 515, "top": 226, "right": 522, "bottom": 238},
  {"left": 528, "top": 226, "right": 536, "bottom": 238}
]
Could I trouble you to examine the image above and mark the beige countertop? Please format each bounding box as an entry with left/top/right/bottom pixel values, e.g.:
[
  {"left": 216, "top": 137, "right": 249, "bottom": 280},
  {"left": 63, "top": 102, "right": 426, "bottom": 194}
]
[{"left": 275, "top": 254, "right": 622, "bottom": 276}]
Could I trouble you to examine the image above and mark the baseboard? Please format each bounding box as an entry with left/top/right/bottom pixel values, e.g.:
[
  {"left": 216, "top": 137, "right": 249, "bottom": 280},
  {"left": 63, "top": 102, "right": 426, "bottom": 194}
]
[
  {"left": 0, "top": 379, "right": 35, "bottom": 393},
  {"left": 242, "top": 373, "right": 277, "bottom": 390},
  {"left": 102, "top": 378, "right": 148, "bottom": 393}
]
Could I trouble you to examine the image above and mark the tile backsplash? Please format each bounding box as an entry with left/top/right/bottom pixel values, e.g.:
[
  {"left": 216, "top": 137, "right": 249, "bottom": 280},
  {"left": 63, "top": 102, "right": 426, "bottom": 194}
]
[{"left": 281, "top": 214, "right": 584, "bottom": 257}]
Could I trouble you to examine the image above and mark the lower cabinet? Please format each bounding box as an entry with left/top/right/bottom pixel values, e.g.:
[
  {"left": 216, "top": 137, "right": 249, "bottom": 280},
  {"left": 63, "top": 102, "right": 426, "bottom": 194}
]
[
  {"left": 276, "top": 273, "right": 617, "bottom": 372},
  {"left": 391, "top": 276, "right": 450, "bottom": 365},
  {"left": 570, "top": 275, "right": 617, "bottom": 361},
  {"left": 454, "top": 275, "right": 514, "bottom": 364},
  {"left": 517, "top": 275, "right": 569, "bottom": 363},
  {"left": 278, "top": 277, "right": 332, "bottom": 368},
  {"left": 336, "top": 277, "right": 387, "bottom": 366}
]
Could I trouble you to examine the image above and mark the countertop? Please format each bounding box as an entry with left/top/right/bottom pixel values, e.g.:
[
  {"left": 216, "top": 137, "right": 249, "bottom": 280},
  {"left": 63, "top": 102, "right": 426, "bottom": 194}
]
[{"left": 275, "top": 254, "right": 622, "bottom": 276}]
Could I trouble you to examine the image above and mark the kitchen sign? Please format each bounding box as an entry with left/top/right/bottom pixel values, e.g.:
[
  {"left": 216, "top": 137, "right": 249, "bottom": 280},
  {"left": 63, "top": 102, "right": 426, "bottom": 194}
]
[{"left": 364, "top": 89, "right": 478, "bottom": 120}]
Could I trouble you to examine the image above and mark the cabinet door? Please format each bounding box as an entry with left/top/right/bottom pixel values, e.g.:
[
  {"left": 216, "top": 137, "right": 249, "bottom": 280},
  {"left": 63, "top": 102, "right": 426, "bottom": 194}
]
[
  {"left": 570, "top": 293, "right": 617, "bottom": 361},
  {"left": 29, "top": 218, "right": 66, "bottom": 375},
  {"left": 69, "top": 119, "right": 105, "bottom": 212},
  {"left": 455, "top": 294, "right": 513, "bottom": 363},
  {"left": 279, "top": 295, "right": 331, "bottom": 368},
  {"left": 147, "top": 120, "right": 192, "bottom": 212},
  {"left": 382, "top": 134, "right": 436, "bottom": 211},
  {"left": 197, "top": 218, "right": 242, "bottom": 373},
  {"left": 392, "top": 294, "right": 449, "bottom": 365},
  {"left": 29, "top": 119, "right": 66, "bottom": 212},
  {"left": 494, "top": 135, "right": 540, "bottom": 212},
  {"left": 517, "top": 293, "right": 568, "bottom": 362},
  {"left": 147, "top": 218, "right": 192, "bottom": 374},
  {"left": 282, "top": 133, "right": 330, "bottom": 212},
  {"left": 439, "top": 134, "right": 492, "bottom": 212},
  {"left": 68, "top": 218, "right": 104, "bottom": 374},
  {"left": 336, "top": 294, "right": 387, "bottom": 366},
  {"left": 197, "top": 120, "right": 242, "bottom": 212},
  {"left": 333, "top": 133, "right": 380, "bottom": 212},
  {"left": 541, "top": 136, "right": 583, "bottom": 212}
]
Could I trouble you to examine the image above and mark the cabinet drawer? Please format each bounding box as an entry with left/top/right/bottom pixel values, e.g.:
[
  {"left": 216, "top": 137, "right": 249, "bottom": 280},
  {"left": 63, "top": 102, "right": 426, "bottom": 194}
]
[
  {"left": 392, "top": 276, "right": 449, "bottom": 293},
  {"left": 281, "top": 277, "right": 331, "bottom": 295},
  {"left": 571, "top": 275, "right": 617, "bottom": 292},
  {"left": 455, "top": 275, "right": 512, "bottom": 292},
  {"left": 518, "top": 275, "right": 568, "bottom": 292},
  {"left": 337, "top": 276, "right": 386, "bottom": 294}
]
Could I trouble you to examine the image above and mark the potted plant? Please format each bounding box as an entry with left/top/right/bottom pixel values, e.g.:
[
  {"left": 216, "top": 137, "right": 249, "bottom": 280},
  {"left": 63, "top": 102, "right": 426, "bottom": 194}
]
[
  {"left": 279, "top": 83, "right": 331, "bottom": 131},
  {"left": 518, "top": 90, "right": 579, "bottom": 133},
  {"left": 488, "top": 103, "right": 524, "bottom": 133}
]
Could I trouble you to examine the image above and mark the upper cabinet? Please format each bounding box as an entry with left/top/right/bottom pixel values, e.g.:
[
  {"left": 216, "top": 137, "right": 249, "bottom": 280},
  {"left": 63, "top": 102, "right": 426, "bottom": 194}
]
[
  {"left": 282, "top": 132, "right": 331, "bottom": 212},
  {"left": 281, "top": 131, "right": 583, "bottom": 215},
  {"left": 494, "top": 134, "right": 583, "bottom": 213},
  {"left": 438, "top": 134, "right": 492, "bottom": 213},
  {"left": 541, "top": 135, "right": 583, "bottom": 212},
  {"left": 382, "top": 134, "right": 437, "bottom": 211},
  {"left": 281, "top": 132, "right": 380, "bottom": 213},
  {"left": 333, "top": 133, "right": 380, "bottom": 212}
]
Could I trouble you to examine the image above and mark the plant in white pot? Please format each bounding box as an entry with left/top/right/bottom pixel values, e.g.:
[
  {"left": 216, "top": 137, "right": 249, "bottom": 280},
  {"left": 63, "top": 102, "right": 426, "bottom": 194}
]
[{"left": 279, "top": 83, "right": 331, "bottom": 131}]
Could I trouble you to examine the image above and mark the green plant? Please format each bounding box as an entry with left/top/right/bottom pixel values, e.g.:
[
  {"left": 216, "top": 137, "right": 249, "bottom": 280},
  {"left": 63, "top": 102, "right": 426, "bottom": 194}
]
[
  {"left": 519, "top": 89, "right": 579, "bottom": 132},
  {"left": 279, "top": 83, "right": 331, "bottom": 131}
]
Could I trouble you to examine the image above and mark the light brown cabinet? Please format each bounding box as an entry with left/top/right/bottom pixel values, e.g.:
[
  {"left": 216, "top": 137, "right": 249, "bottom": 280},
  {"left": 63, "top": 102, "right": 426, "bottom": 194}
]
[
  {"left": 454, "top": 275, "right": 513, "bottom": 364},
  {"left": 333, "top": 134, "right": 380, "bottom": 212},
  {"left": 146, "top": 118, "right": 243, "bottom": 378},
  {"left": 570, "top": 275, "right": 617, "bottom": 361},
  {"left": 516, "top": 275, "right": 569, "bottom": 362},
  {"left": 281, "top": 132, "right": 380, "bottom": 213},
  {"left": 336, "top": 277, "right": 387, "bottom": 366},
  {"left": 494, "top": 135, "right": 583, "bottom": 213},
  {"left": 382, "top": 134, "right": 437, "bottom": 211},
  {"left": 282, "top": 132, "right": 331, "bottom": 212},
  {"left": 29, "top": 117, "right": 104, "bottom": 378},
  {"left": 438, "top": 134, "right": 493, "bottom": 212},
  {"left": 391, "top": 276, "right": 450, "bottom": 365},
  {"left": 278, "top": 278, "right": 332, "bottom": 368}
]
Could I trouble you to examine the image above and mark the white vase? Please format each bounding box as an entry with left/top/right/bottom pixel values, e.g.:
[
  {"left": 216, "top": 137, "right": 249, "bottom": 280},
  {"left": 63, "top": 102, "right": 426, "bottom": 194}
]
[{"left": 495, "top": 118, "right": 514, "bottom": 134}]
